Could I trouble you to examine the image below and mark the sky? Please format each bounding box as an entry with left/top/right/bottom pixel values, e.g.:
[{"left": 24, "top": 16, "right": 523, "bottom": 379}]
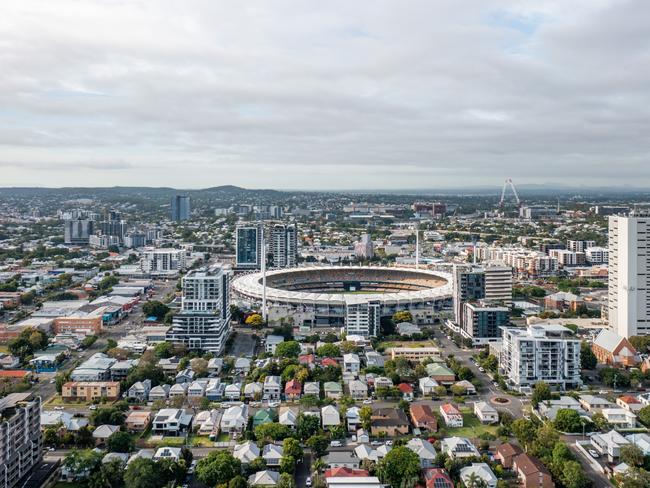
[{"left": 1, "top": 0, "right": 650, "bottom": 190}]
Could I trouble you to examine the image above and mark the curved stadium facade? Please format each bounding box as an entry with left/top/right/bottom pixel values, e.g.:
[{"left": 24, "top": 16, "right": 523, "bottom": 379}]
[{"left": 232, "top": 266, "right": 453, "bottom": 336}]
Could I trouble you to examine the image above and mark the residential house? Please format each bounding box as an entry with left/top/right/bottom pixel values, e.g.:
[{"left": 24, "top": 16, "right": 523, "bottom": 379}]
[
  {"left": 263, "top": 375, "right": 282, "bottom": 400},
  {"left": 324, "top": 381, "right": 343, "bottom": 399},
  {"left": 234, "top": 357, "right": 251, "bottom": 375},
  {"left": 325, "top": 451, "right": 361, "bottom": 470},
  {"left": 125, "top": 411, "right": 153, "bottom": 432},
  {"left": 354, "top": 444, "right": 391, "bottom": 463},
  {"left": 370, "top": 408, "right": 410, "bottom": 436},
  {"left": 625, "top": 433, "right": 650, "bottom": 456},
  {"left": 279, "top": 408, "right": 297, "bottom": 429},
  {"left": 343, "top": 354, "right": 361, "bottom": 374},
  {"left": 347, "top": 407, "right": 361, "bottom": 432},
  {"left": 419, "top": 377, "right": 439, "bottom": 396},
  {"left": 41, "top": 411, "right": 87, "bottom": 432},
  {"left": 512, "top": 453, "right": 555, "bottom": 488},
  {"left": 224, "top": 383, "right": 241, "bottom": 401},
  {"left": 322, "top": 405, "right": 341, "bottom": 429},
  {"left": 356, "top": 429, "right": 369, "bottom": 444},
  {"left": 153, "top": 447, "right": 182, "bottom": 462},
  {"left": 460, "top": 463, "right": 497, "bottom": 488},
  {"left": 93, "top": 424, "right": 120, "bottom": 445},
  {"left": 187, "top": 381, "right": 207, "bottom": 398},
  {"left": 348, "top": 380, "right": 368, "bottom": 400},
  {"left": 373, "top": 376, "right": 393, "bottom": 389},
  {"left": 207, "top": 357, "right": 223, "bottom": 374},
  {"left": 474, "top": 402, "right": 499, "bottom": 424},
  {"left": 253, "top": 408, "right": 274, "bottom": 427},
  {"left": 423, "top": 469, "right": 453, "bottom": 488},
  {"left": 440, "top": 437, "right": 480, "bottom": 459},
  {"left": 70, "top": 353, "right": 116, "bottom": 382},
  {"left": 244, "top": 382, "right": 263, "bottom": 400},
  {"left": 325, "top": 477, "right": 382, "bottom": 488},
  {"left": 602, "top": 408, "right": 637, "bottom": 429},
  {"left": 158, "top": 357, "right": 181, "bottom": 376},
  {"left": 304, "top": 381, "right": 320, "bottom": 398},
  {"left": 324, "top": 467, "right": 369, "bottom": 478},
  {"left": 410, "top": 404, "right": 437, "bottom": 432},
  {"left": 148, "top": 384, "right": 170, "bottom": 401},
  {"left": 365, "top": 351, "right": 384, "bottom": 368},
  {"left": 285, "top": 379, "right": 302, "bottom": 400},
  {"left": 206, "top": 380, "right": 225, "bottom": 401},
  {"left": 321, "top": 358, "right": 339, "bottom": 368},
  {"left": 406, "top": 438, "right": 437, "bottom": 468},
  {"left": 397, "top": 322, "right": 420, "bottom": 335},
  {"left": 221, "top": 405, "right": 249, "bottom": 433},
  {"left": 617, "top": 396, "right": 643, "bottom": 413},
  {"left": 591, "top": 430, "right": 630, "bottom": 462},
  {"left": 127, "top": 380, "right": 151, "bottom": 402},
  {"left": 538, "top": 396, "right": 584, "bottom": 422},
  {"left": 195, "top": 409, "right": 222, "bottom": 437},
  {"left": 262, "top": 444, "right": 284, "bottom": 467},
  {"left": 453, "top": 380, "right": 476, "bottom": 395},
  {"left": 175, "top": 368, "right": 195, "bottom": 384},
  {"left": 62, "top": 381, "right": 120, "bottom": 402},
  {"left": 578, "top": 395, "right": 612, "bottom": 413},
  {"left": 398, "top": 383, "right": 414, "bottom": 401},
  {"left": 233, "top": 441, "right": 260, "bottom": 464},
  {"left": 425, "top": 363, "right": 456, "bottom": 384},
  {"left": 109, "top": 360, "right": 137, "bottom": 381},
  {"left": 495, "top": 443, "right": 522, "bottom": 469},
  {"left": 265, "top": 335, "right": 285, "bottom": 354},
  {"left": 592, "top": 329, "right": 639, "bottom": 367},
  {"left": 168, "top": 383, "right": 187, "bottom": 398},
  {"left": 248, "top": 470, "right": 280, "bottom": 487},
  {"left": 152, "top": 409, "right": 193, "bottom": 436},
  {"left": 440, "top": 404, "right": 463, "bottom": 427}
]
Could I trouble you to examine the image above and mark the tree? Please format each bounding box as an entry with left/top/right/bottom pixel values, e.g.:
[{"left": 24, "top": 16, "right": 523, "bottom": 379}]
[
  {"left": 246, "top": 457, "right": 267, "bottom": 476},
  {"left": 377, "top": 446, "right": 421, "bottom": 488},
  {"left": 255, "top": 423, "right": 291, "bottom": 441},
  {"left": 142, "top": 300, "right": 170, "bottom": 320},
  {"left": 620, "top": 444, "right": 645, "bottom": 467},
  {"left": 196, "top": 451, "right": 241, "bottom": 487},
  {"left": 190, "top": 358, "right": 208, "bottom": 377},
  {"left": 316, "top": 343, "right": 341, "bottom": 358},
  {"left": 280, "top": 455, "right": 296, "bottom": 474},
  {"left": 531, "top": 381, "right": 552, "bottom": 408},
  {"left": 392, "top": 311, "right": 413, "bottom": 324},
  {"left": 638, "top": 406, "right": 650, "bottom": 427},
  {"left": 591, "top": 412, "right": 610, "bottom": 431},
  {"left": 278, "top": 472, "right": 297, "bottom": 488},
  {"left": 297, "top": 413, "right": 321, "bottom": 440},
  {"left": 531, "top": 423, "right": 560, "bottom": 459},
  {"left": 561, "top": 460, "right": 591, "bottom": 488},
  {"left": 153, "top": 341, "right": 174, "bottom": 359},
  {"left": 275, "top": 341, "right": 301, "bottom": 358},
  {"left": 8, "top": 327, "right": 48, "bottom": 360},
  {"left": 511, "top": 418, "right": 537, "bottom": 449},
  {"left": 123, "top": 458, "right": 160, "bottom": 488},
  {"left": 450, "top": 384, "right": 467, "bottom": 396},
  {"left": 229, "top": 475, "right": 248, "bottom": 488},
  {"left": 107, "top": 431, "right": 134, "bottom": 453},
  {"left": 89, "top": 459, "right": 124, "bottom": 488},
  {"left": 616, "top": 468, "right": 650, "bottom": 488},
  {"left": 245, "top": 313, "right": 264, "bottom": 329},
  {"left": 359, "top": 406, "right": 373, "bottom": 430},
  {"left": 75, "top": 426, "right": 94, "bottom": 447},
  {"left": 580, "top": 342, "right": 597, "bottom": 369},
  {"left": 554, "top": 409, "right": 584, "bottom": 433},
  {"left": 307, "top": 434, "right": 330, "bottom": 458},
  {"left": 283, "top": 437, "right": 303, "bottom": 460},
  {"left": 433, "top": 385, "right": 447, "bottom": 397},
  {"left": 90, "top": 406, "right": 125, "bottom": 426},
  {"left": 63, "top": 449, "right": 103, "bottom": 479}
]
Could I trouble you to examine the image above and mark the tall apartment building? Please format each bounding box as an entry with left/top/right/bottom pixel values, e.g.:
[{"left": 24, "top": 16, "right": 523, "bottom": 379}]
[
  {"left": 585, "top": 246, "right": 609, "bottom": 264},
  {"left": 453, "top": 264, "right": 512, "bottom": 325},
  {"left": 140, "top": 248, "right": 186, "bottom": 275},
  {"left": 484, "top": 265, "right": 513, "bottom": 306},
  {"left": 98, "top": 210, "right": 128, "bottom": 242},
  {"left": 567, "top": 240, "right": 596, "bottom": 253},
  {"left": 461, "top": 302, "right": 510, "bottom": 345},
  {"left": 549, "top": 249, "right": 586, "bottom": 267},
  {"left": 269, "top": 223, "right": 298, "bottom": 268},
  {"left": 345, "top": 299, "right": 380, "bottom": 337},
  {"left": 499, "top": 324, "right": 581, "bottom": 392},
  {"left": 64, "top": 218, "right": 94, "bottom": 245},
  {"left": 354, "top": 234, "right": 374, "bottom": 260},
  {"left": 0, "top": 393, "right": 42, "bottom": 488},
  {"left": 171, "top": 195, "right": 191, "bottom": 222},
  {"left": 167, "top": 264, "right": 232, "bottom": 354},
  {"left": 236, "top": 223, "right": 264, "bottom": 269},
  {"left": 608, "top": 209, "right": 650, "bottom": 337}
]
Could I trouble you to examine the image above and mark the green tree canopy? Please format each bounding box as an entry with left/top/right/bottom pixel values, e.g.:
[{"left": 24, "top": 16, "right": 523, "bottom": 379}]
[
  {"left": 554, "top": 409, "right": 585, "bottom": 433},
  {"left": 196, "top": 451, "right": 241, "bottom": 487},
  {"left": 142, "top": 300, "right": 170, "bottom": 321},
  {"left": 316, "top": 343, "right": 341, "bottom": 358},
  {"left": 377, "top": 446, "right": 421, "bottom": 488},
  {"left": 107, "top": 431, "right": 134, "bottom": 453},
  {"left": 275, "top": 340, "right": 301, "bottom": 358},
  {"left": 580, "top": 342, "right": 597, "bottom": 369}
]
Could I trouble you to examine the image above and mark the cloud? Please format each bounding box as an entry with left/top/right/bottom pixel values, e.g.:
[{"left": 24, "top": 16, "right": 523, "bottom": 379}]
[{"left": 0, "top": 0, "right": 649, "bottom": 189}]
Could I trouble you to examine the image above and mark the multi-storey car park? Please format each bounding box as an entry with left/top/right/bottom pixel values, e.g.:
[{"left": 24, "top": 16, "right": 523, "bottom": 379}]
[{"left": 232, "top": 265, "right": 453, "bottom": 335}]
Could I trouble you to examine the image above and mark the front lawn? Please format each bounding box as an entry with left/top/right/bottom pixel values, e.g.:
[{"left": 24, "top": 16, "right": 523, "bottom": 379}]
[
  {"left": 439, "top": 413, "right": 499, "bottom": 438},
  {"left": 143, "top": 435, "right": 187, "bottom": 447},
  {"left": 189, "top": 435, "right": 213, "bottom": 447}
]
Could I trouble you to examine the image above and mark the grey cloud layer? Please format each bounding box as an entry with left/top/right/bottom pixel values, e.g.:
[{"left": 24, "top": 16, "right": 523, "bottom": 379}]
[{"left": 1, "top": 0, "right": 649, "bottom": 189}]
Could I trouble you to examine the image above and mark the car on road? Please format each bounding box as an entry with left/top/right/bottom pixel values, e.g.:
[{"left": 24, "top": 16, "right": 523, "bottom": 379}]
[
  {"left": 362, "top": 399, "right": 373, "bottom": 404},
  {"left": 330, "top": 440, "right": 342, "bottom": 447},
  {"left": 493, "top": 382, "right": 499, "bottom": 387},
  {"left": 54, "top": 406, "right": 64, "bottom": 411},
  {"left": 479, "top": 367, "right": 485, "bottom": 373},
  {"left": 371, "top": 441, "right": 382, "bottom": 446},
  {"left": 268, "top": 401, "right": 280, "bottom": 408},
  {"left": 88, "top": 405, "right": 97, "bottom": 410},
  {"left": 386, "top": 440, "right": 393, "bottom": 446},
  {"left": 49, "top": 379, "right": 55, "bottom": 384},
  {"left": 306, "top": 477, "right": 312, "bottom": 487},
  {"left": 47, "top": 447, "right": 55, "bottom": 452},
  {"left": 588, "top": 449, "right": 600, "bottom": 458}
]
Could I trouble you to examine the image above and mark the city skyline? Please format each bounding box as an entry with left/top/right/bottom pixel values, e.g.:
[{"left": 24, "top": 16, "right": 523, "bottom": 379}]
[{"left": 2, "top": 1, "right": 650, "bottom": 189}]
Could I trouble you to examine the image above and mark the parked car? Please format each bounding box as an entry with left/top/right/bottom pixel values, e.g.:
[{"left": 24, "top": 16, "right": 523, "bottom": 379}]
[
  {"left": 362, "top": 399, "right": 373, "bottom": 405},
  {"left": 330, "top": 440, "right": 342, "bottom": 447},
  {"left": 588, "top": 450, "right": 599, "bottom": 459},
  {"left": 88, "top": 405, "right": 97, "bottom": 411},
  {"left": 54, "top": 406, "right": 64, "bottom": 411},
  {"left": 306, "top": 478, "right": 312, "bottom": 487}
]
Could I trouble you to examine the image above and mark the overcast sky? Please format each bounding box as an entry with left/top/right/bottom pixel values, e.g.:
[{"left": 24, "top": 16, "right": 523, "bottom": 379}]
[{"left": 1, "top": 0, "right": 649, "bottom": 190}]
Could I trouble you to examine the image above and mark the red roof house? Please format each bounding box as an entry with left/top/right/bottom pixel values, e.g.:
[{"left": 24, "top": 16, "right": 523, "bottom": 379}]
[
  {"left": 284, "top": 379, "right": 302, "bottom": 400},
  {"left": 324, "top": 467, "right": 369, "bottom": 478}
]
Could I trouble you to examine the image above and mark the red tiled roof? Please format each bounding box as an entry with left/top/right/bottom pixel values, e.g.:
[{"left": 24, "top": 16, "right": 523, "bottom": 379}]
[
  {"left": 398, "top": 383, "right": 414, "bottom": 393},
  {"left": 0, "top": 370, "right": 30, "bottom": 378},
  {"left": 440, "top": 403, "right": 460, "bottom": 415},
  {"left": 322, "top": 358, "right": 338, "bottom": 367},
  {"left": 285, "top": 379, "right": 302, "bottom": 394},
  {"left": 299, "top": 354, "right": 315, "bottom": 364},
  {"left": 618, "top": 395, "right": 640, "bottom": 404},
  {"left": 324, "top": 467, "right": 369, "bottom": 478}
]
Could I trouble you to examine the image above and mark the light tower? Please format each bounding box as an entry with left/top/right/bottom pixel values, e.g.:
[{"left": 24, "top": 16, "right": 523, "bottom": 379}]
[
  {"left": 415, "top": 225, "right": 420, "bottom": 269},
  {"left": 261, "top": 227, "right": 267, "bottom": 322}
]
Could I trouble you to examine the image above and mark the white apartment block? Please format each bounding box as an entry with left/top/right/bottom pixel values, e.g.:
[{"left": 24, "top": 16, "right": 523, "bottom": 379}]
[
  {"left": 549, "top": 249, "right": 585, "bottom": 267},
  {"left": 475, "top": 245, "right": 558, "bottom": 278},
  {"left": 167, "top": 265, "right": 232, "bottom": 354},
  {"left": 567, "top": 240, "right": 596, "bottom": 253},
  {"left": 499, "top": 324, "right": 581, "bottom": 392},
  {"left": 345, "top": 299, "right": 380, "bottom": 337},
  {"left": 608, "top": 210, "right": 650, "bottom": 337},
  {"left": 484, "top": 265, "right": 513, "bottom": 305},
  {"left": 140, "top": 248, "right": 186, "bottom": 275},
  {"left": 269, "top": 223, "right": 298, "bottom": 268},
  {"left": 586, "top": 246, "right": 609, "bottom": 264}
]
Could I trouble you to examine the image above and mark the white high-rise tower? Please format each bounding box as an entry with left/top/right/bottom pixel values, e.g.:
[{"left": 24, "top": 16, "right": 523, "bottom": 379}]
[{"left": 608, "top": 209, "right": 650, "bottom": 337}]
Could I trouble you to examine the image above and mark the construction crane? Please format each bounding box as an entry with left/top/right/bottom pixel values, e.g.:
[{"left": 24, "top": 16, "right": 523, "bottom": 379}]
[{"left": 498, "top": 178, "right": 522, "bottom": 208}]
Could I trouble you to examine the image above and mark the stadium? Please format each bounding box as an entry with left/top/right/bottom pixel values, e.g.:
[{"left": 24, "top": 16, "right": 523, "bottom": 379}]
[{"left": 232, "top": 266, "right": 453, "bottom": 333}]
